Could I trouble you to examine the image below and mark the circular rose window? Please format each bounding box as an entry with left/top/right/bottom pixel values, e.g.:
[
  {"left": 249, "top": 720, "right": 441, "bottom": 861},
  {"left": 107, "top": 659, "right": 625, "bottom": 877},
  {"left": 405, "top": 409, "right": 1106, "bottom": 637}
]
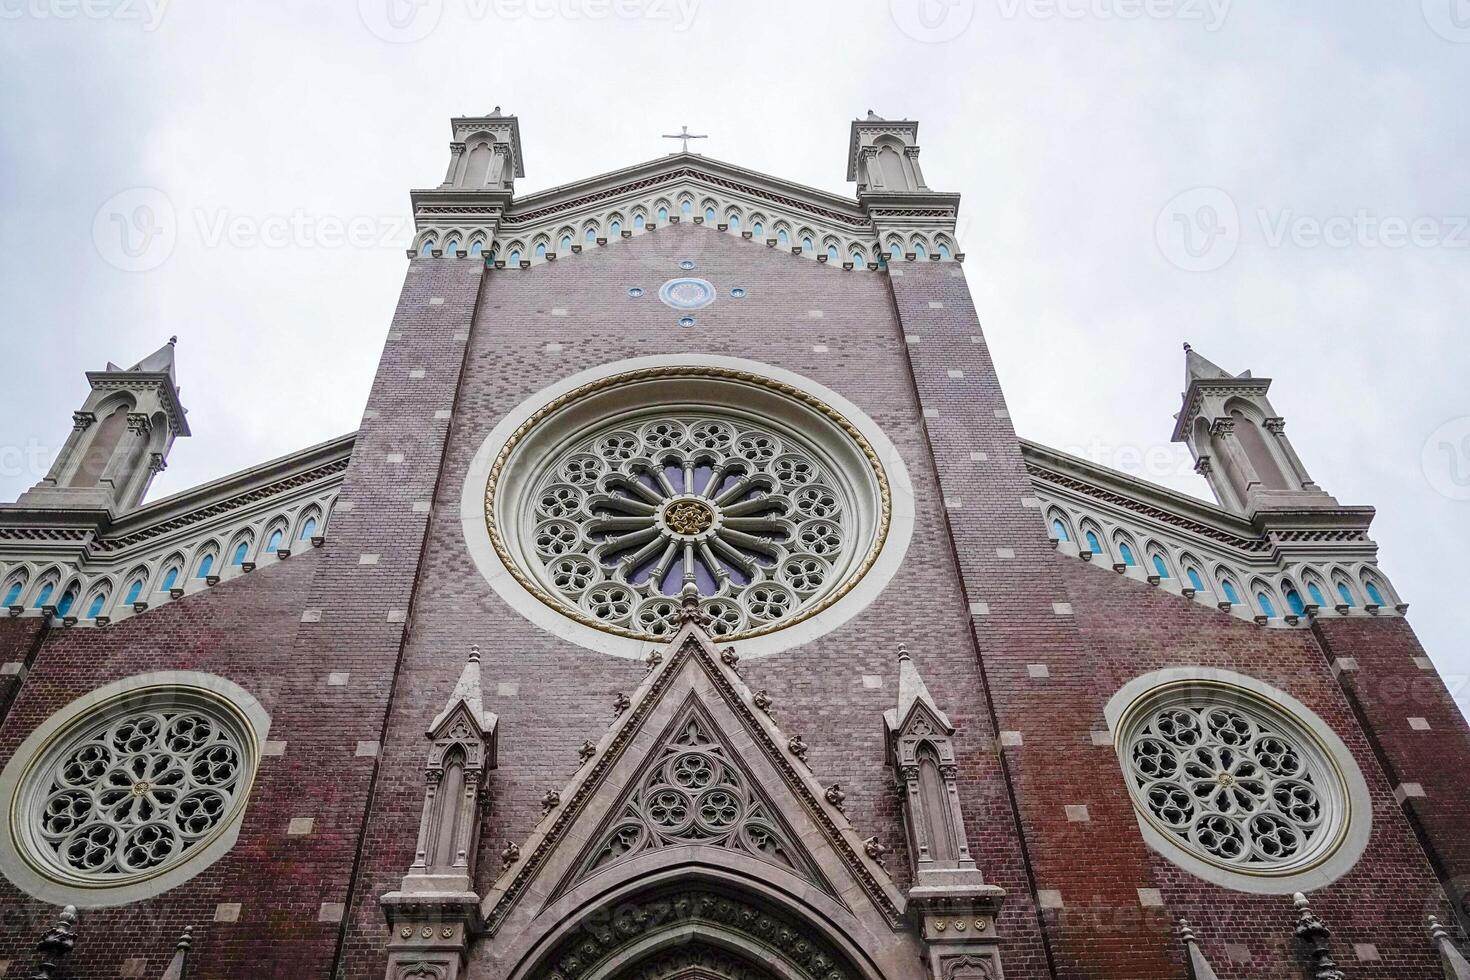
[{"left": 477, "top": 363, "right": 903, "bottom": 648}]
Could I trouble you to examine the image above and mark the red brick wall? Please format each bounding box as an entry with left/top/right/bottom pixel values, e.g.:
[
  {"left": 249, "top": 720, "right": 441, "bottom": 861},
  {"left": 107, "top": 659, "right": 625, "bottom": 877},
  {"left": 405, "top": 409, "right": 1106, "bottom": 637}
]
[
  {"left": 338, "top": 226, "right": 1050, "bottom": 980},
  {"left": 1314, "top": 616, "right": 1470, "bottom": 932},
  {"left": 0, "top": 617, "right": 47, "bottom": 722}
]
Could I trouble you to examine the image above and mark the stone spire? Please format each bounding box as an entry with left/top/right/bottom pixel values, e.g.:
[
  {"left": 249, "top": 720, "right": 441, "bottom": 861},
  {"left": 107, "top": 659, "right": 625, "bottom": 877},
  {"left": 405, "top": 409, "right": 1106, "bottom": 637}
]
[
  {"left": 1178, "top": 918, "right": 1222, "bottom": 980},
  {"left": 1430, "top": 916, "right": 1470, "bottom": 980},
  {"left": 158, "top": 926, "right": 192, "bottom": 980},
  {"left": 1181, "top": 341, "right": 1234, "bottom": 389},
  {"left": 892, "top": 642, "right": 952, "bottom": 731},
  {"left": 428, "top": 643, "right": 494, "bottom": 737}
]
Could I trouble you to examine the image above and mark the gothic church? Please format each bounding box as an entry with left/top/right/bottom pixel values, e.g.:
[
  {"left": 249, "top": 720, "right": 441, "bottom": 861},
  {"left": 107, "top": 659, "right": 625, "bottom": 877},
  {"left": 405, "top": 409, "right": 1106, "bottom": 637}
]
[{"left": 1, "top": 110, "right": 1468, "bottom": 980}]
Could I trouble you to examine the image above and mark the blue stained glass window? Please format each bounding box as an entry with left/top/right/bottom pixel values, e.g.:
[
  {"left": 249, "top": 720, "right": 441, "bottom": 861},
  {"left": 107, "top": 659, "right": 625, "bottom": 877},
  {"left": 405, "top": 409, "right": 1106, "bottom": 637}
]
[
  {"left": 728, "top": 215, "right": 739, "bottom": 231},
  {"left": 704, "top": 207, "right": 716, "bottom": 223},
  {"left": 634, "top": 214, "right": 645, "bottom": 230},
  {"left": 2, "top": 582, "right": 21, "bottom": 606},
  {"left": 914, "top": 243, "right": 927, "bottom": 259},
  {"left": 1187, "top": 567, "right": 1205, "bottom": 592},
  {"left": 658, "top": 207, "right": 669, "bottom": 222},
  {"left": 1258, "top": 592, "right": 1277, "bottom": 618},
  {"left": 57, "top": 589, "right": 76, "bottom": 617},
  {"left": 939, "top": 243, "right": 952, "bottom": 259},
  {"left": 1286, "top": 589, "right": 1305, "bottom": 615},
  {"left": 1336, "top": 583, "right": 1355, "bottom": 607},
  {"left": 1152, "top": 554, "right": 1170, "bottom": 578},
  {"left": 560, "top": 236, "right": 572, "bottom": 252},
  {"left": 851, "top": 252, "right": 865, "bottom": 267},
  {"left": 443, "top": 239, "right": 459, "bottom": 254},
  {"left": 87, "top": 593, "right": 107, "bottom": 619},
  {"left": 300, "top": 518, "right": 318, "bottom": 540},
  {"left": 231, "top": 542, "right": 249, "bottom": 565},
  {"left": 1307, "top": 583, "right": 1327, "bottom": 607},
  {"left": 197, "top": 554, "right": 214, "bottom": 578},
  {"left": 681, "top": 200, "right": 692, "bottom": 214},
  {"left": 1222, "top": 580, "right": 1240, "bottom": 605},
  {"left": 801, "top": 237, "right": 813, "bottom": 253},
  {"left": 890, "top": 242, "right": 902, "bottom": 257},
  {"left": 826, "top": 245, "right": 839, "bottom": 261},
  {"left": 752, "top": 222, "right": 763, "bottom": 238},
  {"left": 610, "top": 221, "right": 621, "bottom": 236},
  {"left": 1119, "top": 543, "right": 1137, "bottom": 566},
  {"left": 585, "top": 227, "right": 597, "bottom": 242},
  {"left": 1365, "top": 581, "right": 1386, "bottom": 606},
  {"left": 34, "top": 583, "right": 54, "bottom": 608},
  {"left": 124, "top": 579, "right": 144, "bottom": 605},
  {"left": 161, "top": 567, "right": 179, "bottom": 592},
  {"left": 1084, "top": 530, "right": 1102, "bottom": 554},
  {"left": 534, "top": 242, "right": 546, "bottom": 258},
  {"left": 509, "top": 250, "right": 521, "bottom": 265},
  {"left": 420, "top": 240, "right": 435, "bottom": 256},
  {"left": 266, "top": 529, "right": 284, "bottom": 553},
  {"left": 1052, "top": 519, "right": 1069, "bottom": 542},
  {"left": 469, "top": 241, "right": 483, "bottom": 256},
  {"left": 777, "top": 230, "right": 789, "bottom": 246}
]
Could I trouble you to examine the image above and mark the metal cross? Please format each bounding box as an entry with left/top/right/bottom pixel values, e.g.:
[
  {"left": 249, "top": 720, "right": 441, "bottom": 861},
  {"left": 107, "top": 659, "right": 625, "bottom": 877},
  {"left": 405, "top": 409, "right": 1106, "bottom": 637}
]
[{"left": 662, "top": 125, "right": 708, "bottom": 154}]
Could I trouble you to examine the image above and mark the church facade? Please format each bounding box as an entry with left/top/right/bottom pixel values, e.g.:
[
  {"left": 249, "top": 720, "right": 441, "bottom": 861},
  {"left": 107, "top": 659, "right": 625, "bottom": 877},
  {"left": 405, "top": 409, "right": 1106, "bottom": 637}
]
[{"left": 0, "top": 110, "right": 1467, "bottom": 980}]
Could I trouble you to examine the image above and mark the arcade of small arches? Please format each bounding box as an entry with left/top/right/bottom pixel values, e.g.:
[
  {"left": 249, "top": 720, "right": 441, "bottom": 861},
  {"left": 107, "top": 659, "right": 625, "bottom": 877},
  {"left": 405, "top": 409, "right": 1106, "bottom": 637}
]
[
  {"left": 0, "top": 496, "right": 334, "bottom": 627},
  {"left": 1041, "top": 502, "right": 1401, "bottom": 627},
  {"left": 412, "top": 193, "right": 957, "bottom": 270}
]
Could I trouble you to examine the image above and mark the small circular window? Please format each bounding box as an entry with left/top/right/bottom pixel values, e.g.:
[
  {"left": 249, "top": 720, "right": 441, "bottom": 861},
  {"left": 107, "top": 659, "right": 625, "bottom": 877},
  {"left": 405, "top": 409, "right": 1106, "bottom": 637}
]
[
  {"left": 1111, "top": 672, "right": 1369, "bottom": 893},
  {"left": 0, "top": 675, "right": 266, "bottom": 906}
]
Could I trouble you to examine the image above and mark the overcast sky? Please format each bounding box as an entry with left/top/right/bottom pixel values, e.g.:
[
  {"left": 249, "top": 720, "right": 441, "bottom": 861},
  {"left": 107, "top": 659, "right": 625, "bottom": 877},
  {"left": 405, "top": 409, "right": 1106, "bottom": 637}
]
[{"left": 1, "top": 0, "right": 1466, "bottom": 714}]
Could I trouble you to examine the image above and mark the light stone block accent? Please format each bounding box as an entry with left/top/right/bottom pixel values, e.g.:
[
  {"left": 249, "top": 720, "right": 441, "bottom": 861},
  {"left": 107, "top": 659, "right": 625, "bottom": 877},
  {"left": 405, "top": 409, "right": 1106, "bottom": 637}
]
[
  {"left": 336, "top": 501, "right": 355, "bottom": 512},
  {"left": 1330, "top": 657, "right": 1359, "bottom": 676},
  {"left": 995, "top": 547, "right": 1015, "bottom": 559},
  {"left": 923, "top": 408, "right": 940, "bottom": 419},
  {"left": 358, "top": 554, "right": 380, "bottom": 565},
  {"left": 969, "top": 601, "right": 989, "bottom": 616},
  {"left": 905, "top": 334, "right": 920, "bottom": 344},
  {"left": 970, "top": 335, "right": 983, "bottom": 343},
  {"left": 214, "top": 902, "right": 242, "bottom": 922},
  {"left": 1090, "top": 731, "right": 1113, "bottom": 747},
  {"left": 319, "top": 902, "right": 345, "bottom": 923},
  {"left": 993, "top": 408, "right": 1010, "bottom": 419},
  {"left": 1065, "top": 804, "right": 1090, "bottom": 822},
  {"left": 120, "top": 958, "right": 147, "bottom": 978},
  {"left": 262, "top": 740, "right": 288, "bottom": 757},
  {"left": 944, "top": 498, "right": 962, "bottom": 509},
  {"left": 1137, "top": 888, "right": 1164, "bottom": 907},
  {"left": 1394, "top": 782, "right": 1426, "bottom": 804},
  {"left": 453, "top": 332, "right": 469, "bottom": 342},
  {"left": 355, "top": 739, "right": 380, "bottom": 757},
  {"left": 434, "top": 409, "right": 452, "bottom": 420},
  {"left": 1225, "top": 944, "right": 1252, "bottom": 963},
  {"left": 386, "top": 609, "right": 407, "bottom": 623},
  {"left": 385, "top": 452, "right": 405, "bottom": 464},
  {"left": 413, "top": 501, "right": 431, "bottom": 512},
  {"left": 812, "top": 344, "right": 829, "bottom": 353},
  {"left": 1409, "top": 717, "right": 1431, "bottom": 731},
  {"left": 408, "top": 368, "right": 426, "bottom": 379},
  {"left": 1021, "top": 496, "right": 1041, "bottom": 508},
  {"left": 999, "top": 731, "right": 1024, "bottom": 747},
  {"left": 551, "top": 308, "right": 568, "bottom": 316},
  {"left": 947, "top": 369, "right": 964, "bottom": 379},
  {"left": 861, "top": 674, "right": 883, "bottom": 689},
  {"left": 1, "top": 662, "right": 25, "bottom": 678},
  {"left": 300, "top": 609, "right": 322, "bottom": 623},
  {"left": 497, "top": 681, "right": 519, "bottom": 697},
  {"left": 428, "top": 297, "right": 444, "bottom": 305},
  {"left": 327, "top": 672, "right": 349, "bottom": 686},
  {"left": 1037, "top": 889, "right": 1064, "bottom": 909},
  {"left": 544, "top": 342, "right": 564, "bottom": 353},
  {"left": 1052, "top": 602, "right": 1074, "bottom": 615},
  {"left": 287, "top": 817, "right": 315, "bottom": 836},
  {"left": 1414, "top": 656, "right": 1434, "bottom": 670},
  {"left": 969, "top": 451, "right": 988, "bottom": 461},
  {"left": 1354, "top": 944, "right": 1380, "bottom": 961},
  {"left": 808, "top": 310, "right": 824, "bottom": 319},
  {"left": 928, "top": 301, "right": 945, "bottom": 309},
  {"left": 1027, "top": 663, "right": 1050, "bottom": 679}
]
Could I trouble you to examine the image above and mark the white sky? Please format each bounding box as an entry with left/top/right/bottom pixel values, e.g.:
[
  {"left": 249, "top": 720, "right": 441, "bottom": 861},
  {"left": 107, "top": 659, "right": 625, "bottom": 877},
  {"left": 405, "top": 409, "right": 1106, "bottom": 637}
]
[{"left": 1, "top": 0, "right": 1466, "bottom": 716}]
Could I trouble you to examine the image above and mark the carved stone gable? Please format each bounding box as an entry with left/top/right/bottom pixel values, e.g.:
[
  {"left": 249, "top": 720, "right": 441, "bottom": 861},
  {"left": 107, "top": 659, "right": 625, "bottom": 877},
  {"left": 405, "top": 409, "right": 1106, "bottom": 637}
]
[{"left": 571, "top": 697, "right": 825, "bottom": 891}]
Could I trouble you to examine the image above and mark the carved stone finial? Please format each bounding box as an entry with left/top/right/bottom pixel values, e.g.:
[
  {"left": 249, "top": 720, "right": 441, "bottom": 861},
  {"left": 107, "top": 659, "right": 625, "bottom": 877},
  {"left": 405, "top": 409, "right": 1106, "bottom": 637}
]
[
  {"left": 897, "top": 642, "right": 910, "bottom": 661},
  {"left": 863, "top": 835, "right": 889, "bottom": 869},
  {"left": 159, "top": 925, "right": 193, "bottom": 980},
  {"left": 788, "top": 734, "right": 809, "bottom": 762},
  {"left": 1183, "top": 341, "right": 1192, "bottom": 352},
  {"left": 675, "top": 582, "right": 709, "bottom": 626},
  {"left": 468, "top": 643, "right": 481, "bottom": 664},
  {"left": 1292, "top": 892, "right": 1346, "bottom": 980},
  {"left": 168, "top": 335, "right": 178, "bottom": 346},
  {"left": 1430, "top": 916, "right": 1470, "bottom": 980},
  {"left": 540, "top": 790, "right": 561, "bottom": 815},
  {"left": 824, "top": 783, "right": 846, "bottom": 811},
  {"left": 499, "top": 840, "right": 520, "bottom": 871},
  {"left": 578, "top": 739, "right": 596, "bottom": 763},
  {"left": 612, "top": 692, "right": 630, "bottom": 717},
  {"left": 1177, "top": 917, "right": 1223, "bottom": 980},
  {"left": 31, "top": 904, "right": 78, "bottom": 980}
]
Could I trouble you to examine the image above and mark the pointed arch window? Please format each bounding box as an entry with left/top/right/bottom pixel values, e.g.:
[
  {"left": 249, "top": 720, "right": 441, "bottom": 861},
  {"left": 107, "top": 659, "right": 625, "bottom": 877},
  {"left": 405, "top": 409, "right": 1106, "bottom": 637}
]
[
  {"left": 508, "top": 250, "right": 521, "bottom": 265},
  {"left": 1364, "top": 581, "right": 1386, "bottom": 606},
  {"left": 1186, "top": 567, "right": 1206, "bottom": 592},
  {"left": 751, "top": 221, "right": 763, "bottom": 238},
  {"left": 469, "top": 241, "right": 483, "bottom": 257},
  {"left": 56, "top": 588, "right": 77, "bottom": 618},
  {"left": 559, "top": 235, "right": 572, "bottom": 253},
  {"left": 2, "top": 581, "right": 22, "bottom": 607},
  {"left": 704, "top": 207, "right": 716, "bottom": 224},
  {"left": 487, "top": 249, "right": 498, "bottom": 265},
  {"left": 889, "top": 241, "right": 902, "bottom": 258},
  {"left": 34, "top": 583, "right": 55, "bottom": 608},
  {"left": 266, "top": 529, "right": 284, "bottom": 553},
  {"left": 801, "top": 236, "right": 814, "bottom": 253},
  {"left": 826, "top": 244, "right": 839, "bottom": 261},
  {"left": 534, "top": 242, "right": 547, "bottom": 259},
  {"left": 443, "top": 239, "right": 460, "bottom": 255},
  {"left": 657, "top": 206, "right": 669, "bottom": 222},
  {"left": 1257, "top": 591, "right": 1277, "bottom": 618},
  {"left": 633, "top": 214, "right": 645, "bottom": 230},
  {"left": 680, "top": 200, "right": 693, "bottom": 215},
  {"left": 851, "top": 251, "right": 866, "bottom": 267},
  {"left": 938, "top": 242, "right": 952, "bottom": 259},
  {"left": 419, "top": 240, "right": 436, "bottom": 257},
  {"left": 1084, "top": 530, "right": 1103, "bottom": 554},
  {"left": 161, "top": 567, "right": 179, "bottom": 592},
  {"left": 1336, "top": 582, "right": 1355, "bottom": 607},
  {"left": 1221, "top": 579, "right": 1241, "bottom": 605},
  {"left": 1152, "top": 554, "right": 1170, "bottom": 579},
  {"left": 727, "top": 215, "right": 739, "bottom": 231},
  {"left": 1118, "top": 542, "right": 1137, "bottom": 566},
  {"left": 230, "top": 542, "right": 249, "bottom": 566},
  {"left": 584, "top": 228, "right": 597, "bottom": 243},
  {"left": 1307, "top": 582, "right": 1327, "bottom": 607},
  {"left": 300, "top": 517, "right": 318, "bottom": 540},
  {"left": 124, "top": 578, "right": 144, "bottom": 605},
  {"left": 1286, "top": 589, "right": 1306, "bottom": 616},
  {"left": 1052, "top": 518, "right": 1070, "bottom": 542},
  {"left": 610, "top": 220, "right": 622, "bottom": 236},
  {"left": 776, "top": 229, "right": 789, "bottom": 247},
  {"left": 914, "top": 243, "right": 928, "bottom": 259},
  {"left": 86, "top": 592, "right": 107, "bottom": 620},
  {"left": 196, "top": 554, "right": 214, "bottom": 579}
]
